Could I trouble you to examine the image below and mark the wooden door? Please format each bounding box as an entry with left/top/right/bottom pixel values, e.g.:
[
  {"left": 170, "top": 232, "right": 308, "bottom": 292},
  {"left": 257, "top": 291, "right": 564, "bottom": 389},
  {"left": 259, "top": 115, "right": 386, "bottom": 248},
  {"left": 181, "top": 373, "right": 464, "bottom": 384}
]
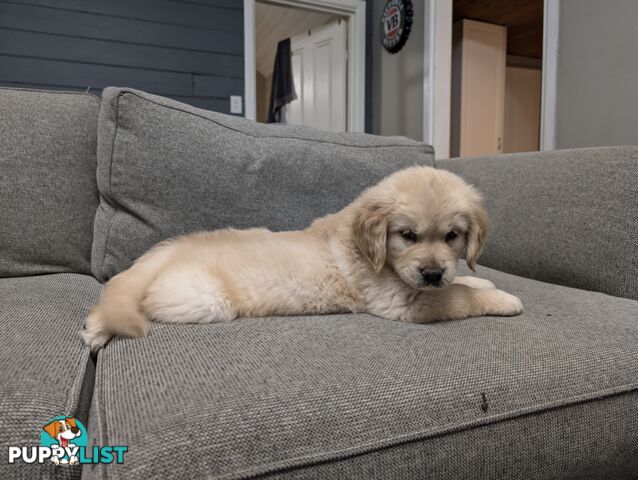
[
  {"left": 451, "top": 19, "right": 507, "bottom": 157},
  {"left": 503, "top": 66, "right": 541, "bottom": 153}
]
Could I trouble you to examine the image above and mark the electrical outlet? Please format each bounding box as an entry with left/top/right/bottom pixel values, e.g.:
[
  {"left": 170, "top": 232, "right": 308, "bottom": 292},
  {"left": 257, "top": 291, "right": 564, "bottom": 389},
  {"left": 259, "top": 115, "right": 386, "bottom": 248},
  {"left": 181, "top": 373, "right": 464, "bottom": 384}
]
[{"left": 230, "top": 95, "right": 243, "bottom": 114}]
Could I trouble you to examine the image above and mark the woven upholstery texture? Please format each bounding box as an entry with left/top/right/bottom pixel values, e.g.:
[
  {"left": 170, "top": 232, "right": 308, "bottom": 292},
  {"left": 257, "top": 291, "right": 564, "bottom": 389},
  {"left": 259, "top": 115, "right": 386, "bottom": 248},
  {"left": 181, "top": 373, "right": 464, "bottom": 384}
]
[
  {"left": 0, "top": 274, "right": 101, "bottom": 480},
  {"left": 91, "top": 87, "right": 434, "bottom": 282},
  {"left": 436, "top": 147, "right": 638, "bottom": 301},
  {"left": 83, "top": 264, "right": 638, "bottom": 479},
  {"left": 4, "top": 84, "right": 637, "bottom": 479},
  {"left": 265, "top": 391, "right": 638, "bottom": 479},
  {"left": 0, "top": 87, "right": 99, "bottom": 277}
]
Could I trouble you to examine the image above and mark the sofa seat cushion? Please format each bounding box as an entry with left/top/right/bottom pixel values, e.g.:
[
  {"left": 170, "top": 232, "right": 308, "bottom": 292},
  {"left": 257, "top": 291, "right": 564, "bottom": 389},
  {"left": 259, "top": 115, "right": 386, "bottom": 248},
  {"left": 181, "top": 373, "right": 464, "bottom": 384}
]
[
  {"left": 92, "top": 87, "right": 434, "bottom": 282},
  {"left": 0, "top": 87, "right": 99, "bottom": 277},
  {"left": 0, "top": 274, "right": 101, "bottom": 480},
  {"left": 84, "top": 267, "right": 638, "bottom": 479}
]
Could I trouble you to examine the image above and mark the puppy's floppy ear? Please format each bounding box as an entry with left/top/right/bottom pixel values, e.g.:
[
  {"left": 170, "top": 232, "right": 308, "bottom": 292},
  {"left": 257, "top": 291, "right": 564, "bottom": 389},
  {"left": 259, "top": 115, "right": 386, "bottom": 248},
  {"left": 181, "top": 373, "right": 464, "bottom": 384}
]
[
  {"left": 66, "top": 417, "right": 77, "bottom": 428},
  {"left": 43, "top": 420, "right": 60, "bottom": 439},
  {"left": 352, "top": 199, "right": 391, "bottom": 272},
  {"left": 466, "top": 203, "right": 489, "bottom": 272}
]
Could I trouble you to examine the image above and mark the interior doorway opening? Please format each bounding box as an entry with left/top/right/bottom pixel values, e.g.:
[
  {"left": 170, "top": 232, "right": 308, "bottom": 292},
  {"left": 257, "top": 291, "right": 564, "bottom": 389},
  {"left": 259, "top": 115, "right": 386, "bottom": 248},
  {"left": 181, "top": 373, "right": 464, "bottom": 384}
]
[
  {"left": 244, "top": 0, "right": 366, "bottom": 133},
  {"left": 450, "top": 0, "right": 544, "bottom": 157},
  {"left": 255, "top": 2, "right": 346, "bottom": 131}
]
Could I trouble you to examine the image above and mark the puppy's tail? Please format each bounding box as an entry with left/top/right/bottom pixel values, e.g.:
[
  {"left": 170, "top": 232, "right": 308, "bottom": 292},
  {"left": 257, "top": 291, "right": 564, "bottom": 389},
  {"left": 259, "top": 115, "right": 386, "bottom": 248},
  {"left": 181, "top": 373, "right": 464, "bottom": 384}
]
[{"left": 81, "top": 241, "right": 175, "bottom": 351}]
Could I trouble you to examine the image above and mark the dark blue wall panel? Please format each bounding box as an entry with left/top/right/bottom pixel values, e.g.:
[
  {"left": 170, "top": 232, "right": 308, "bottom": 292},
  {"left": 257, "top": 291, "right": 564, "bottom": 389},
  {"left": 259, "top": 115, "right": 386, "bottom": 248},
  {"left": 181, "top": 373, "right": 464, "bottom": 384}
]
[{"left": 0, "top": 0, "right": 243, "bottom": 113}]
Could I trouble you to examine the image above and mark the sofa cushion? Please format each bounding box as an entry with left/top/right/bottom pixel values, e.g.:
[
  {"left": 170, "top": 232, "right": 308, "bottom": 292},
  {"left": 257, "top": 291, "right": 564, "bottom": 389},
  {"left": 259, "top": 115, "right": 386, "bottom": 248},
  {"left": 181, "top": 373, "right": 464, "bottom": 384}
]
[
  {"left": 436, "top": 147, "right": 638, "bottom": 301},
  {"left": 83, "top": 266, "right": 638, "bottom": 479},
  {"left": 0, "top": 274, "right": 101, "bottom": 480},
  {"left": 91, "top": 87, "right": 434, "bottom": 282},
  {"left": 0, "top": 87, "right": 99, "bottom": 278}
]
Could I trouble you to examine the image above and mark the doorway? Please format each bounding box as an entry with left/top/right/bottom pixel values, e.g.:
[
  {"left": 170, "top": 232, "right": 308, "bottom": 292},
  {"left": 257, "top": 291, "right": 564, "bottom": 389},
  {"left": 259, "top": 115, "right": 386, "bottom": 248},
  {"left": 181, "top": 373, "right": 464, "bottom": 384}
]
[
  {"left": 244, "top": 0, "right": 366, "bottom": 133},
  {"left": 424, "top": 0, "right": 553, "bottom": 158},
  {"left": 450, "top": 0, "right": 544, "bottom": 157},
  {"left": 254, "top": 2, "right": 345, "bottom": 130}
]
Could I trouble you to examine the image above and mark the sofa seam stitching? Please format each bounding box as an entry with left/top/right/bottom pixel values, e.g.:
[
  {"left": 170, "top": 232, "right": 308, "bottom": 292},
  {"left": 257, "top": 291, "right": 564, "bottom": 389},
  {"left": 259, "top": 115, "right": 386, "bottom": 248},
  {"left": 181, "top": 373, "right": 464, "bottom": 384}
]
[
  {"left": 64, "top": 345, "right": 90, "bottom": 415},
  {"left": 69, "top": 353, "right": 92, "bottom": 480},
  {"left": 101, "top": 354, "right": 110, "bottom": 480},
  {"left": 98, "top": 92, "right": 123, "bottom": 281},
  {"left": 59, "top": 281, "right": 92, "bottom": 419},
  {"left": 91, "top": 351, "right": 109, "bottom": 480},
  {"left": 119, "top": 91, "right": 434, "bottom": 152},
  {"left": 216, "top": 382, "right": 638, "bottom": 480}
]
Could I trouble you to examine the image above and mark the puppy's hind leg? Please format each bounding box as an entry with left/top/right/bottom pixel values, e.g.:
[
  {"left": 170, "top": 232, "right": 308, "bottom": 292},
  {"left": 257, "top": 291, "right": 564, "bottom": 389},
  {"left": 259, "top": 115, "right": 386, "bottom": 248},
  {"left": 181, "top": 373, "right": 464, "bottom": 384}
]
[
  {"left": 142, "top": 264, "right": 237, "bottom": 324},
  {"left": 81, "top": 240, "right": 177, "bottom": 351},
  {"left": 81, "top": 277, "right": 153, "bottom": 351}
]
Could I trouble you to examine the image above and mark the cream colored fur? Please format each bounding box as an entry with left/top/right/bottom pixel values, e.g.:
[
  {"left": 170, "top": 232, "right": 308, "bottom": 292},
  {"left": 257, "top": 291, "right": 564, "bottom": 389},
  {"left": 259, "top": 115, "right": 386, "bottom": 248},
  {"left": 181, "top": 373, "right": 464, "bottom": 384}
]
[{"left": 82, "top": 166, "right": 522, "bottom": 351}]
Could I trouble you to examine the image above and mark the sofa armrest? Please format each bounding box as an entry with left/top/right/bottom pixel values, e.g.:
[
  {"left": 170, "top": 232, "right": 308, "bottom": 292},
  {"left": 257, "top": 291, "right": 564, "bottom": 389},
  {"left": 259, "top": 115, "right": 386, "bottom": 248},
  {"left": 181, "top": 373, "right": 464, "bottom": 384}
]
[{"left": 436, "top": 146, "right": 638, "bottom": 301}]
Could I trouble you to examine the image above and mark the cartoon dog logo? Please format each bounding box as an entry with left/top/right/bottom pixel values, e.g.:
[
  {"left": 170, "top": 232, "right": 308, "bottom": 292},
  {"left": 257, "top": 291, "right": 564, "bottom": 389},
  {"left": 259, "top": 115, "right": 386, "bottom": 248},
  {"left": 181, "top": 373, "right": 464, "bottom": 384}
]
[{"left": 42, "top": 417, "right": 82, "bottom": 464}]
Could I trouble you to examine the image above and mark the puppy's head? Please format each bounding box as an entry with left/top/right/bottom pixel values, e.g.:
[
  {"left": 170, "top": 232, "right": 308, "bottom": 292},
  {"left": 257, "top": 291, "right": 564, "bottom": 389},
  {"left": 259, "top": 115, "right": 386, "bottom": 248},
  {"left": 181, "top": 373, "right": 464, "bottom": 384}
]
[
  {"left": 352, "top": 166, "right": 488, "bottom": 290},
  {"left": 43, "top": 418, "right": 81, "bottom": 441}
]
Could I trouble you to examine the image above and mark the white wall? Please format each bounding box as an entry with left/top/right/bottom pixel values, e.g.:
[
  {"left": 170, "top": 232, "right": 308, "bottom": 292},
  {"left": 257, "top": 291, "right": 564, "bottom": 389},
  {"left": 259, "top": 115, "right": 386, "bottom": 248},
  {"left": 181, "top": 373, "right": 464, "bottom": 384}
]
[
  {"left": 555, "top": 0, "right": 638, "bottom": 148},
  {"left": 370, "top": 0, "right": 424, "bottom": 141}
]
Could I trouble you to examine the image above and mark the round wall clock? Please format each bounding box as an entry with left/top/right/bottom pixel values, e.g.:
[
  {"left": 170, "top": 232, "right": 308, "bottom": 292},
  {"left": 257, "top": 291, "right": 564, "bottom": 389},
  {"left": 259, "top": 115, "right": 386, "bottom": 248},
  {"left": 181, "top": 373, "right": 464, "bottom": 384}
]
[{"left": 380, "top": 0, "right": 413, "bottom": 54}]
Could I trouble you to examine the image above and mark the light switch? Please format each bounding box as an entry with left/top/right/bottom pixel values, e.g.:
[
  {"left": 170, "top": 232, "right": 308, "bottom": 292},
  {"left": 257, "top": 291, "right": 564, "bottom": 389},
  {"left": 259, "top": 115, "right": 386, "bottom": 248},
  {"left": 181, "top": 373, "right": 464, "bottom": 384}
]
[{"left": 230, "top": 95, "right": 243, "bottom": 114}]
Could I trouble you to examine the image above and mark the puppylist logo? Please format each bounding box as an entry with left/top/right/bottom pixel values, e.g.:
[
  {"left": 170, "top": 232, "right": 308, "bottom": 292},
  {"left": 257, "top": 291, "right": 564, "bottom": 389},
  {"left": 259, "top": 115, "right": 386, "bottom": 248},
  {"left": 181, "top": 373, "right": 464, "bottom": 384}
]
[{"left": 8, "top": 416, "right": 127, "bottom": 466}]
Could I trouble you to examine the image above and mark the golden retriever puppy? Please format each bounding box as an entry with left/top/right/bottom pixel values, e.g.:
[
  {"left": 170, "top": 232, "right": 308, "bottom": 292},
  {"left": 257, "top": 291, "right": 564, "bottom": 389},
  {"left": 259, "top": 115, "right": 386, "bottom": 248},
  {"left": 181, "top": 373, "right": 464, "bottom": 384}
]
[{"left": 82, "top": 166, "right": 523, "bottom": 351}]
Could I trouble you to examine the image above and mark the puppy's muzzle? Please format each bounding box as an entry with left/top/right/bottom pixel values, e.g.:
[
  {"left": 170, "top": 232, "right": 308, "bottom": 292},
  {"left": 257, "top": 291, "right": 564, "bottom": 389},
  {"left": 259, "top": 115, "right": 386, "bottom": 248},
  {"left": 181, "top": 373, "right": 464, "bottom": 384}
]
[{"left": 420, "top": 267, "right": 445, "bottom": 287}]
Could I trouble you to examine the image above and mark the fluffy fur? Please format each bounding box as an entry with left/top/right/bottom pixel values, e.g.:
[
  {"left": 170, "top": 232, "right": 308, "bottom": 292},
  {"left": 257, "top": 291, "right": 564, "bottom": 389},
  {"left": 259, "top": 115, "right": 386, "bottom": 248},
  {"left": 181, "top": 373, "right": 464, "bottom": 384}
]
[{"left": 82, "top": 166, "right": 523, "bottom": 351}]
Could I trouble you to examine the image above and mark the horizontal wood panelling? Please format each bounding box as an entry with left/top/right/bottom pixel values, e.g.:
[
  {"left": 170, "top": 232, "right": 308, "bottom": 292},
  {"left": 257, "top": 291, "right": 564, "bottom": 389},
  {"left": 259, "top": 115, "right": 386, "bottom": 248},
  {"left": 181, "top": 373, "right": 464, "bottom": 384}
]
[
  {"left": 0, "top": 55, "right": 242, "bottom": 99},
  {"left": 0, "top": 3, "right": 243, "bottom": 55},
  {"left": 170, "top": 0, "right": 240, "bottom": 9},
  {"left": 0, "top": 55, "right": 195, "bottom": 96},
  {"left": 0, "top": 81, "right": 98, "bottom": 93},
  {"left": 0, "top": 29, "right": 243, "bottom": 77},
  {"left": 0, "top": 81, "right": 227, "bottom": 113},
  {"left": 169, "top": 95, "right": 229, "bottom": 112},
  {"left": 0, "top": 0, "right": 244, "bottom": 114},
  {"left": 1, "top": 0, "right": 242, "bottom": 31},
  {"left": 192, "top": 73, "right": 240, "bottom": 97}
]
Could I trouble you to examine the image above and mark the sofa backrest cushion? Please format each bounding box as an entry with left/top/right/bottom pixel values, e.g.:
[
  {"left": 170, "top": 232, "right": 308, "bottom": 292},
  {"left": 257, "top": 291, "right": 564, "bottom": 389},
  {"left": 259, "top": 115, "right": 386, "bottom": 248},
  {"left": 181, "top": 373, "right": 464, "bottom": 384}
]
[
  {"left": 92, "top": 87, "right": 434, "bottom": 282},
  {"left": 437, "top": 147, "right": 638, "bottom": 301},
  {"left": 0, "top": 87, "right": 99, "bottom": 277}
]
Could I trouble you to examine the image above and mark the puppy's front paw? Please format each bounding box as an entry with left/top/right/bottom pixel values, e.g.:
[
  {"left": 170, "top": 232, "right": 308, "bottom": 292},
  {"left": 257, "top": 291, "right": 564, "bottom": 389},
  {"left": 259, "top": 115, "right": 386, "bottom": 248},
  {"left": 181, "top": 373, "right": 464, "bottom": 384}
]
[
  {"left": 486, "top": 289, "right": 523, "bottom": 316},
  {"left": 454, "top": 276, "right": 495, "bottom": 289}
]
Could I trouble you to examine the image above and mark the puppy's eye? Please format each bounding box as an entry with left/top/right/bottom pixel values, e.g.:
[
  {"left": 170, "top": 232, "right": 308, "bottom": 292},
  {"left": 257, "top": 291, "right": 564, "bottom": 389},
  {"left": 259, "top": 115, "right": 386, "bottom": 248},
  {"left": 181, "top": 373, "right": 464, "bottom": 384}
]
[
  {"left": 401, "top": 230, "right": 417, "bottom": 242},
  {"left": 445, "top": 231, "right": 458, "bottom": 242}
]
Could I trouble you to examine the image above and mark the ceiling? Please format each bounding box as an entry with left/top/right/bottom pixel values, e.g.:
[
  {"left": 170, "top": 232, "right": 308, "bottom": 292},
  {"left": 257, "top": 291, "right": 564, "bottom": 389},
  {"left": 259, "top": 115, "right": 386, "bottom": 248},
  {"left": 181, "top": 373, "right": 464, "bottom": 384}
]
[
  {"left": 453, "top": 0, "right": 544, "bottom": 59},
  {"left": 255, "top": 2, "right": 335, "bottom": 77}
]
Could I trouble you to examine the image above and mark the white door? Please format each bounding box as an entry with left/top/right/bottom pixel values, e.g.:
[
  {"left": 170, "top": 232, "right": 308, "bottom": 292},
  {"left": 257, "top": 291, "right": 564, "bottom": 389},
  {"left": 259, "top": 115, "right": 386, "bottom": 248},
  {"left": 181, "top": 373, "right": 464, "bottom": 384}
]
[{"left": 285, "top": 19, "right": 347, "bottom": 132}]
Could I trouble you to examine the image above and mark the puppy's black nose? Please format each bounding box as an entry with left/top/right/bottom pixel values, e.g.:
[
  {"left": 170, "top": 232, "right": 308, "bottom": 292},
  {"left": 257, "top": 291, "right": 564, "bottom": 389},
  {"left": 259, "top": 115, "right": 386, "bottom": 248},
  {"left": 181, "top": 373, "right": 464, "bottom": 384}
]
[{"left": 421, "top": 268, "right": 444, "bottom": 286}]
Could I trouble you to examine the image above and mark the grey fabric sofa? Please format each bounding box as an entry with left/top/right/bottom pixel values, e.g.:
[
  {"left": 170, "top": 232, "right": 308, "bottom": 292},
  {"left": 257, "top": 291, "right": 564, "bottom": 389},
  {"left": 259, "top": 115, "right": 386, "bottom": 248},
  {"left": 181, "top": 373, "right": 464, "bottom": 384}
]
[{"left": 1, "top": 86, "right": 637, "bottom": 480}]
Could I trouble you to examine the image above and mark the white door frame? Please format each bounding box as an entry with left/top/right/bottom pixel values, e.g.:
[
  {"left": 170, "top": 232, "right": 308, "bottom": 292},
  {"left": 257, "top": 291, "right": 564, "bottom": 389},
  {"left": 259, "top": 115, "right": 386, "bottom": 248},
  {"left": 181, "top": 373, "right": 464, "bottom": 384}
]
[
  {"left": 423, "top": 0, "right": 559, "bottom": 158},
  {"left": 423, "top": 0, "right": 452, "bottom": 159},
  {"left": 540, "top": 0, "right": 559, "bottom": 150},
  {"left": 244, "top": 0, "right": 366, "bottom": 132}
]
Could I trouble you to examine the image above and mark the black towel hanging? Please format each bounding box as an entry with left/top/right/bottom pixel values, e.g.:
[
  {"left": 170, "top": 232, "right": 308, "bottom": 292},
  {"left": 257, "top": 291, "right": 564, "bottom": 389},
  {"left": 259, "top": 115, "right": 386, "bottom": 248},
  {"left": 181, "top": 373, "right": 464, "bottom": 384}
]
[{"left": 267, "top": 38, "right": 297, "bottom": 123}]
